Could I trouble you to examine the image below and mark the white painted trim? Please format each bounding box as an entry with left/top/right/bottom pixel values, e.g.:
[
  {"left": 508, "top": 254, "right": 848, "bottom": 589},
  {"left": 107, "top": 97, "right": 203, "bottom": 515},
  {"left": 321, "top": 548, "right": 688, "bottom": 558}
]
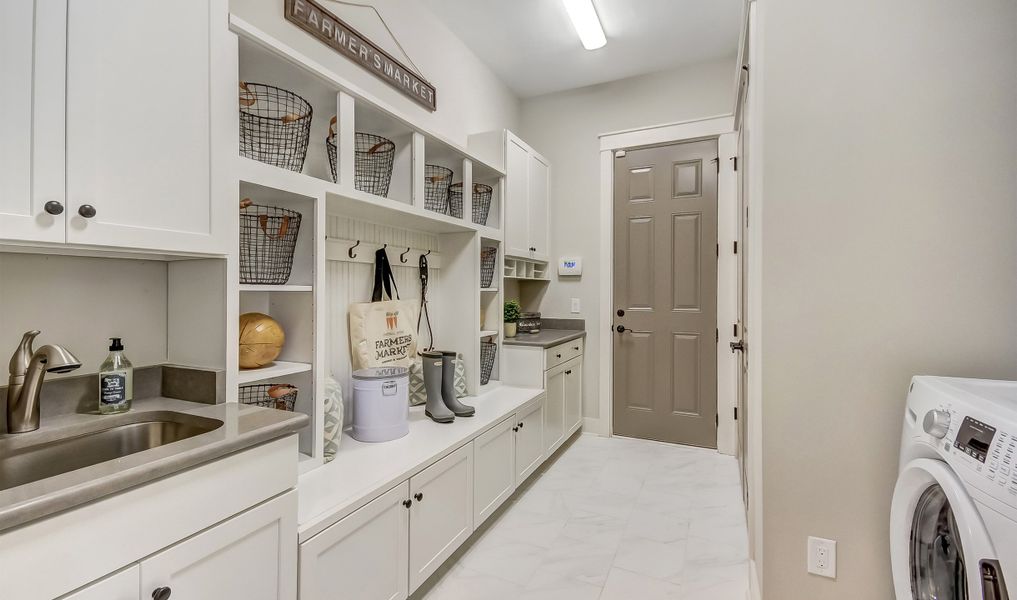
[
  {"left": 749, "top": 558, "right": 762, "bottom": 600},
  {"left": 744, "top": 0, "right": 765, "bottom": 585},
  {"left": 597, "top": 119, "right": 739, "bottom": 453},
  {"left": 599, "top": 115, "right": 735, "bottom": 152}
]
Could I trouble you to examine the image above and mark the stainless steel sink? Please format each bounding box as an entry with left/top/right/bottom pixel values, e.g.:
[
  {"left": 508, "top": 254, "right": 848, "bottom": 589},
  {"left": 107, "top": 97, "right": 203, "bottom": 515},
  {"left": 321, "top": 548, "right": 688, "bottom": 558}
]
[{"left": 0, "top": 411, "right": 224, "bottom": 491}]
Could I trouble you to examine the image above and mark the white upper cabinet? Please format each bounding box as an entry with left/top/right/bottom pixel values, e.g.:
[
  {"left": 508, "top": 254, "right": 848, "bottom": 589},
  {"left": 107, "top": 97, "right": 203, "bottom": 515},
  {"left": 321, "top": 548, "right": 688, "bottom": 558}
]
[
  {"left": 0, "top": 0, "right": 230, "bottom": 255},
  {"left": 63, "top": 0, "right": 230, "bottom": 254},
  {"left": 0, "top": 0, "right": 65, "bottom": 243},
  {"left": 502, "top": 131, "right": 550, "bottom": 261}
]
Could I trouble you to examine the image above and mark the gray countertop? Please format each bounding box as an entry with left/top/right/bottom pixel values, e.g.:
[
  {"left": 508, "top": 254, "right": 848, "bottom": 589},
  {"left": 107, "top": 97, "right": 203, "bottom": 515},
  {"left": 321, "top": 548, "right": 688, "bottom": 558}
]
[
  {"left": 503, "top": 329, "right": 586, "bottom": 348},
  {"left": 0, "top": 398, "right": 308, "bottom": 533}
]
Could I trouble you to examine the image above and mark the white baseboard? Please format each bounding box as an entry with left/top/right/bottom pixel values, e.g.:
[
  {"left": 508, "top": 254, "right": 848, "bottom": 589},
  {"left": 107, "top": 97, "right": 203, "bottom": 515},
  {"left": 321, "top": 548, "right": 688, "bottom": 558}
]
[
  {"left": 582, "top": 416, "right": 609, "bottom": 436},
  {"left": 749, "top": 559, "right": 762, "bottom": 600}
]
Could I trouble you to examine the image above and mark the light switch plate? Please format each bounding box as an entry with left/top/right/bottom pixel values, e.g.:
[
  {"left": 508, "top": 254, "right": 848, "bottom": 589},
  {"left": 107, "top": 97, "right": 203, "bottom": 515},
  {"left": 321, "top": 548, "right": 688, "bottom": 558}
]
[
  {"left": 571, "top": 298, "right": 581, "bottom": 313},
  {"left": 807, "top": 537, "right": 836, "bottom": 579}
]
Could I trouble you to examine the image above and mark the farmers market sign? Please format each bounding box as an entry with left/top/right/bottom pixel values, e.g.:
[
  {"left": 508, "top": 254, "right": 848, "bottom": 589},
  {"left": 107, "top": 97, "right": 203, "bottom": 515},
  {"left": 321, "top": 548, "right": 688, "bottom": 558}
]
[{"left": 285, "top": 0, "right": 437, "bottom": 111}]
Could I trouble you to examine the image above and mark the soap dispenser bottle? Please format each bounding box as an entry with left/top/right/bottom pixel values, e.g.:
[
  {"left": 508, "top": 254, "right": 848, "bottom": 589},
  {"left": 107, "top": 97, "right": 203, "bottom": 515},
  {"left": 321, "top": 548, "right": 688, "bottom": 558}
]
[{"left": 99, "top": 337, "right": 133, "bottom": 414}]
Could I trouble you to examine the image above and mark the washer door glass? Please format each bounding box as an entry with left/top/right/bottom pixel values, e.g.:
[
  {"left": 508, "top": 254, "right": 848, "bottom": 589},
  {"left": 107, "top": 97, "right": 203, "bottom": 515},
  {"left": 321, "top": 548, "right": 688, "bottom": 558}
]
[{"left": 911, "top": 484, "right": 967, "bottom": 599}]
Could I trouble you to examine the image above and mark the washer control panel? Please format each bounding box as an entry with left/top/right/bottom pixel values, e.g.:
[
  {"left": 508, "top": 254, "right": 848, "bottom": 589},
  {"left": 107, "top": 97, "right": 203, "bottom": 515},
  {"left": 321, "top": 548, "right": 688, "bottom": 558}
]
[{"left": 954, "top": 416, "right": 996, "bottom": 462}]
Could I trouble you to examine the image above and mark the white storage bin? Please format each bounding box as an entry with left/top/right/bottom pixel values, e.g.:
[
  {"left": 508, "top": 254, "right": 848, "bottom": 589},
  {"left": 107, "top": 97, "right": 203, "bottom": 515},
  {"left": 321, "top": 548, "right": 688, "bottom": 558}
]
[{"left": 351, "top": 366, "right": 409, "bottom": 442}]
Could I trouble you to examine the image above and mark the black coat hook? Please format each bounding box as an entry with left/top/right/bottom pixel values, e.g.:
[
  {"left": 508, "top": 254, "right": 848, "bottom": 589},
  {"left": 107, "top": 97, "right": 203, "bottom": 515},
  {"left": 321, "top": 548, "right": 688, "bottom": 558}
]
[
  {"left": 424, "top": 249, "right": 431, "bottom": 257},
  {"left": 348, "top": 240, "right": 360, "bottom": 259},
  {"left": 400, "top": 247, "right": 411, "bottom": 263}
]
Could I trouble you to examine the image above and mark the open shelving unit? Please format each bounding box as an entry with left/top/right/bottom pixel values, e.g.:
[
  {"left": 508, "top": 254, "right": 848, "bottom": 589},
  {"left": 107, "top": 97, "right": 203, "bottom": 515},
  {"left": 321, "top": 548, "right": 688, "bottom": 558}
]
[{"left": 229, "top": 15, "right": 508, "bottom": 475}]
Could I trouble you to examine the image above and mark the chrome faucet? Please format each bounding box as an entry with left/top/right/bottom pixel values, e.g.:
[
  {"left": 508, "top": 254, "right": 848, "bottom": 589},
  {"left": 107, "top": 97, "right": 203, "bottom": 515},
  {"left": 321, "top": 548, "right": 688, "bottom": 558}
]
[{"left": 6, "top": 331, "right": 82, "bottom": 433}]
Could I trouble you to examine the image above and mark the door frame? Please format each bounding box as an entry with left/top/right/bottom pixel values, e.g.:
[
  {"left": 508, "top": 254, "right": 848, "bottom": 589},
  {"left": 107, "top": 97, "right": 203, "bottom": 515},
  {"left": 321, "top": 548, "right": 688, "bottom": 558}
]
[{"left": 595, "top": 115, "right": 738, "bottom": 455}]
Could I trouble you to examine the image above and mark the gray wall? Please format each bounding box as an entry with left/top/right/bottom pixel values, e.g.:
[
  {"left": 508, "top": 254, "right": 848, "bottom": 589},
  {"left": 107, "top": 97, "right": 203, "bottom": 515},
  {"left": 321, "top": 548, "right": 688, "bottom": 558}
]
[
  {"left": 758, "top": 0, "right": 1017, "bottom": 597},
  {"left": 520, "top": 59, "right": 737, "bottom": 423}
]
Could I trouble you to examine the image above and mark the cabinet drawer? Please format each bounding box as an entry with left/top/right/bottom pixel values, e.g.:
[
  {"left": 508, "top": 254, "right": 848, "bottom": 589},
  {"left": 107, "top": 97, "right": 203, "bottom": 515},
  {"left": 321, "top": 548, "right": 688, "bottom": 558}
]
[{"left": 545, "top": 338, "right": 583, "bottom": 370}]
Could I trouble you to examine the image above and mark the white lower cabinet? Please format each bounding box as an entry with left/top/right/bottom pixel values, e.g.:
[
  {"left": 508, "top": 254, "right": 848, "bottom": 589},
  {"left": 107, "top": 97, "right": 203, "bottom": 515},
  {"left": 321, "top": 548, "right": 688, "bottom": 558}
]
[
  {"left": 564, "top": 357, "right": 583, "bottom": 436},
  {"left": 141, "top": 490, "right": 297, "bottom": 600},
  {"left": 61, "top": 566, "right": 140, "bottom": 600},
  {"left": 473, "top": 415, "right": 517, "bottom": 525},
  {"left": 409, "top": 444, "right": 474, "bottom": 592},
  {"left": 299, "top": 483, "right": 410, "bottom": 600},
  {"left": 60, "top": 491, "right": 297, "bottom": 600},
  {"left": 544, "top": 364, "right": 567, "bottom": 454},
  {"left": 515, "top": 399, "right": 546, "bottom": 484}
]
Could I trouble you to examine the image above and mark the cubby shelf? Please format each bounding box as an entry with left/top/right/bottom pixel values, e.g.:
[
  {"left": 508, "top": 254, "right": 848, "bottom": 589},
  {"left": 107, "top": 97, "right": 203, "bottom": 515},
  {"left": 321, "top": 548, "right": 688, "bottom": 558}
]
[
  {"left": 481, "top": 288, "right": 498, "bottom": 293},
  {"left": 240, "top": 284, "right": 313, "bottom": 292},
  {"left": 237, "top": 361, "right": 313, "bottom": 385},
  {"left": 480, "top": 330, "right": 499, "bottom": 338}
]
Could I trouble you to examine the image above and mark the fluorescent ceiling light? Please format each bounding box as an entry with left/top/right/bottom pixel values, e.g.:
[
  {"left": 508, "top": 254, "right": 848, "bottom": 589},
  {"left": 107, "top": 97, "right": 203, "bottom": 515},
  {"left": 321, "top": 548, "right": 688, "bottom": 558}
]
[{"left": 562, "top": 0, "right": 607, "bottom": 50}]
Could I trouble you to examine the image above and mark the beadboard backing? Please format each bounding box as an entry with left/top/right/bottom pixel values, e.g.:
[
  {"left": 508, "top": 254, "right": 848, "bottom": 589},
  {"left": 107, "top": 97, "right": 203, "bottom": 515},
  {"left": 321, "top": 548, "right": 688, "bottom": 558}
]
[{"left": 326, "top": 216, "right": 442, "bottom": 425}]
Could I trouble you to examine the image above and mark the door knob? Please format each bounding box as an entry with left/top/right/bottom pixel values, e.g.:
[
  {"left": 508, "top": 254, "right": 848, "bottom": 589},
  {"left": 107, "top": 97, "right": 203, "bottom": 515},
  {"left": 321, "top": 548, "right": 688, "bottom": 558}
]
[
  {"left": 44, "top": 201, "right": 64, "bottom": 215},
  {"left": 616, "top": 325, "right": 631, "bottom": 333},
  {"left": 78, "top": 204, "right": 97, "bottom": 218},
  {"left": 730, "top": 340, "right": 745, "bottom": 353},
  {"left": 151, "top": 587, "right": 172, "bottom": 600},
  {"left": 617, "top": 309, "right": 625, "bottom": 317}
]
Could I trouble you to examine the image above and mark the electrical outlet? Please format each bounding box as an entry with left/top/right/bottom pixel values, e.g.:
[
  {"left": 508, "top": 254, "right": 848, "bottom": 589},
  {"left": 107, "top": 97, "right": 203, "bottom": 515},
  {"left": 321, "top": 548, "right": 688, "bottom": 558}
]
[
  {"left": 571, "top": 298, "right": 581, "bottom": 313},
  {"left": 807, "top": 537, "right": 837, "bottom": 578}
]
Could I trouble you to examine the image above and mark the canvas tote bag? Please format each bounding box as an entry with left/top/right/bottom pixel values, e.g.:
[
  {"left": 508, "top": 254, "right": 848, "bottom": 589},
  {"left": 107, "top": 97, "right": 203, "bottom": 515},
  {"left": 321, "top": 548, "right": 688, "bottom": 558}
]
[{"left": 349, "top": 248, "right": 419, "bottom": 370}]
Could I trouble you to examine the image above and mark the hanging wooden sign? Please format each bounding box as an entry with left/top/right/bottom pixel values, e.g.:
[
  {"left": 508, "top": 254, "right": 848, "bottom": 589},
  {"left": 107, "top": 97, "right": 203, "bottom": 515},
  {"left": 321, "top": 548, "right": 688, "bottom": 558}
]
[{"left": 284, "top": 0, "right": 437, "bottom": 111}]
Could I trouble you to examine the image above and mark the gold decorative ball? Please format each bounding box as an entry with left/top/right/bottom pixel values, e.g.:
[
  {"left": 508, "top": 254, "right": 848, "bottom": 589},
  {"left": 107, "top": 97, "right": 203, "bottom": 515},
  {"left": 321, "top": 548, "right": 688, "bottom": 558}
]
[{"left": 239, "top": 312, "right": 285, "bottom": 369}]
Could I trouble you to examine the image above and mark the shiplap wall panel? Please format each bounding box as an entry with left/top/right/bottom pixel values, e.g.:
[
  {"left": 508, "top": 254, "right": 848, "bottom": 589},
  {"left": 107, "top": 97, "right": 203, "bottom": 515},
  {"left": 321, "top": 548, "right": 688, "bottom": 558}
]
[{"left": 326, "top": 216, "right": 442, "bottom": 425}]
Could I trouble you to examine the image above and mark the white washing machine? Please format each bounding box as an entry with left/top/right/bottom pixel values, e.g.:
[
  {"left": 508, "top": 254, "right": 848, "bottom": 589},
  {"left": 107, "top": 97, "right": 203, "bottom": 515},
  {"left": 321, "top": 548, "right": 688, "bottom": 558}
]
[{"left": 892, "top": 376, "right": 1016, "bottom": 599}]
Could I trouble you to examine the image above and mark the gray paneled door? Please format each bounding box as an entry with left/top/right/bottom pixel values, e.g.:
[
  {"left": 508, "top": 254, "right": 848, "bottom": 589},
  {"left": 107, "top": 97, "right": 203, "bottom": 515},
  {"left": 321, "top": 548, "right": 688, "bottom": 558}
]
[{"left": 612, "top": 140, "right": 718, "bottom": 448}]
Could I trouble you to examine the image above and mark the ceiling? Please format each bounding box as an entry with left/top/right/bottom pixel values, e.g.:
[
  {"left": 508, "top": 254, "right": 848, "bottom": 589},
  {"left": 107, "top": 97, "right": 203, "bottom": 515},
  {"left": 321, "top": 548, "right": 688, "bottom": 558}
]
[{"left": 421, "top": 0, "right": 744, "bottom": 98}]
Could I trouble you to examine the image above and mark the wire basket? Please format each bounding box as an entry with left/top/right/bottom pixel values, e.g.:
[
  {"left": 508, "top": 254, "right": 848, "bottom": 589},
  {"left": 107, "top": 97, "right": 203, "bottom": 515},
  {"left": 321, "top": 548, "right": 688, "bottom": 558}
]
[
  {"left": 480, "top": 246, "right": 498, "bottom": 289},
  {"left": 240, "top": 202, "right": 302, "bottom": 285},
  {"left": 326, "top": 117, "right": 396, "bottom": 196},
  {"left": 239, "top": 384, "right": 298, "bottom": 412},
  {"left": 449, "top": 183, "right": 494, "bottom": 226},
  {"left": 518, "top": 312, "right": 542, "bottom": 334},
  {"left": 239, "top": 82, "right": 312, "bottom": 172},
  {"left": 480, "top": 340, "right": 497, "bottom": 386},
  {"left": 424, "top": 165, "right": 454, "bottom": 215}
]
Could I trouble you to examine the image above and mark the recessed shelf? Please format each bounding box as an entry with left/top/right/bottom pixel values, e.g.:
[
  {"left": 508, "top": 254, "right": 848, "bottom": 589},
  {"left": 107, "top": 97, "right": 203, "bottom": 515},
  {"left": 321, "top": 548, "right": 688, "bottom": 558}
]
[
  {"left": 481, "top": 288, "right": 498, "bottom": 293},
  {"left": 237, "top": 360, "right": 312, "bottom": 384},
  {"left": 240, "top": 284, "right": 313, "bottom": 292},
  {"left": 480, "top": 330, "right": 499, "bottom": 338}
]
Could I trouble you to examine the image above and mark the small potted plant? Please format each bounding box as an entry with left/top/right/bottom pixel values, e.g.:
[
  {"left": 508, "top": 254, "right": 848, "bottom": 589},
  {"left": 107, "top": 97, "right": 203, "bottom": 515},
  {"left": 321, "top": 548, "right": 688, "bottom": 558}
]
[{"left": 504, "top": 299, "right": 521, "bottom": 338}]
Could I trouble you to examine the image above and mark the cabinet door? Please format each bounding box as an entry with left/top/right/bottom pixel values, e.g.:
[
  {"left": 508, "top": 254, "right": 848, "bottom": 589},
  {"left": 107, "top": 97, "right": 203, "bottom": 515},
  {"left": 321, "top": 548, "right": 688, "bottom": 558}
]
[
  {"left": 564, "top": 356, "right": 583, "bottom": 436},
  {"left": 141, "top": 491, "right": 297, "bottom": 600},
  {"left": 544, "top": 364, "right": 567, "bottom": 454},
  {"left": 515, "top": 397, "right": 545, "bottom": 485},
  {"left": 0, "top": 0, "right": 65, "bottom": 243},
  {"left": 527, "top": 153, "right": 550, "bottom": 260},
  {"left": 409, "top": 444, "right": 474, "bottom": 592},
  {"left": 504, "top": 135, "right": 531, "bottom": 258},
  {"left": 60, "top": 566, "right": 139, "bottom": 600},
  {"left": 300, "top": 483, "right": 409, "bottom": 600},
  {"left": 473, "top": 415, "right": 517, "bottom": 526},
  {"left": 64, "top": 0, "right": 229, "bottom": 254}
]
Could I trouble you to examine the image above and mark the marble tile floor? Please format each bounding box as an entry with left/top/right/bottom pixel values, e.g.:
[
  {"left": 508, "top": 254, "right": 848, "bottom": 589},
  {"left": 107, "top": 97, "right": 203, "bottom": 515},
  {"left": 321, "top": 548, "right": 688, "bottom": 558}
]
[{"left": 414, "top": 434, "right": 750, "bottom": 600}]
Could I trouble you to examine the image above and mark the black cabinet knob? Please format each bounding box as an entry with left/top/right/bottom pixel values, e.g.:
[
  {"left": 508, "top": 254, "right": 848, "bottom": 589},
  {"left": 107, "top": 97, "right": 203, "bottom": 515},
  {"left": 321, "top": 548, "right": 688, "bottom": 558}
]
[
  {"left": 44, "top": 201, "right": 64, "bottom": 215},
  {"left": 403, "top": 499, "right": 412, "bottom": 508},
  {"left": 152, "top": 587, "right": 172, "bottom": 600},
  {"left": 573, "top": 346, "right": 580, "bottom": 351},
  {"left": 78, "top": 204, "right": 96, "bottom": 218},
  {"left": 414, "top": 492, "right": 423, "bottom": 502},
  {"left": 519, "top": 422, "right": 524, "bottom": 429},
  {"left": 556, "top": 353, "right": 562, "bottom": 358},
  {"left": 513, "top": 426, "right": 519, "bottom": 432}
]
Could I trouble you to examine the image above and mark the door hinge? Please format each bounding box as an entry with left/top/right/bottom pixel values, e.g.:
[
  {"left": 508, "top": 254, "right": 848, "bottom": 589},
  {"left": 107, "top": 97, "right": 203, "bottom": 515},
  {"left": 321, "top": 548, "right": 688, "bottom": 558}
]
[
  {"left": 730, "top": 156, "right": 738, "bottom": 171},
  {"left": 716, "top": 243, "right": 719, "bottom": 257},
  {"left": 715, "top": 328, "right": 719, "bottom": 343},
  {"left": 733, "top": 241, "right": 738, "bottom": 254},
  {"left": 733, "top": 323, "right": 739, "bottom": 337},
  {"left": 716, "top": 414, "right": 719, "bottom": 428},
  {"left": 746, "top": 206, "right": 749, "bottom": 228},
  {"left": 734, "top": 407, "right": 739, "bottom": 420},
  {"left": 711, "top": 157, "right": 720, "bottom": 174}
]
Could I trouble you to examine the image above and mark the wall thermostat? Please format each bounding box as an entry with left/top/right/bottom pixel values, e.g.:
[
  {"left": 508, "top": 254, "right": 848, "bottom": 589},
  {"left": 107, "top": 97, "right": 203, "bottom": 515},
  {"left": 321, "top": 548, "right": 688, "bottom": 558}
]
[{"left": 558, "top": 256, "right": 582, "bottom": 276}]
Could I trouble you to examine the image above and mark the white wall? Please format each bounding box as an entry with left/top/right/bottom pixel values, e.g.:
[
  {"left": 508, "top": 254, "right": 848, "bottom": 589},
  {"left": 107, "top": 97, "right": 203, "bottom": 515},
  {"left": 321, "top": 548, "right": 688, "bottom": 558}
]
[
  {"left": 0, "top": 254, "right": 169, "bottom": 376},
  {"left": 519, "top": 59, "right": 737, "bottom": 426},
  {"left": 757, "top": 1, "right": 1017, "bottom": 598},
  {"left": 229, "top": 0, "right": 520, "bottom": 148}
]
